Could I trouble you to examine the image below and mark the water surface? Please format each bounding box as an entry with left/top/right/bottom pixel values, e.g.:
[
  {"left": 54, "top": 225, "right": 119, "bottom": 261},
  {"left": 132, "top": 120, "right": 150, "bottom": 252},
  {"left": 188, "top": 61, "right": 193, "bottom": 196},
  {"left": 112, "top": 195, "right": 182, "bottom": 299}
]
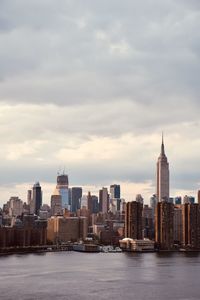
[{"left": 0, "top": 251, "right": 200, "bottom": 300}]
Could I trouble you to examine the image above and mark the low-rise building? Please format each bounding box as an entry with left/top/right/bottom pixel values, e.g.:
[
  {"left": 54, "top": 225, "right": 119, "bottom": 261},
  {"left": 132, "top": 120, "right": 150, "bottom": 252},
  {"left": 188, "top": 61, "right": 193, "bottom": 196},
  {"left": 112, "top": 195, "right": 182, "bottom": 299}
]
[
  {"left": 47, "top": 216, "right": 88, "bottom": 244},
  {"left": 119, "top": 238, "right": 155, "bottom": 252},
  {"left": 0, "top": 215, "right": 47, "bottom": 248}
]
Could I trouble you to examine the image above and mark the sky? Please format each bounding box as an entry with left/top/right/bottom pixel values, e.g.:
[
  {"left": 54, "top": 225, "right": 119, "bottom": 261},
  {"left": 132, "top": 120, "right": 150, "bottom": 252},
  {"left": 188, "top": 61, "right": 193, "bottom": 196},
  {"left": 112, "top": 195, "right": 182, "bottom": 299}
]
[{"left": 0, "top": 0, "right": 200, "bottom": 206}]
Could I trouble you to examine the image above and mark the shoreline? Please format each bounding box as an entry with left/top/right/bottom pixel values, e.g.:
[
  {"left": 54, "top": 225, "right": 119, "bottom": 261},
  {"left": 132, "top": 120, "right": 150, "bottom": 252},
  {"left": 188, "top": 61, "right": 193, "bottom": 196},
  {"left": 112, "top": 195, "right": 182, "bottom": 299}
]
[
  {"left": 0, "top": 245, "right": 72, "bottom": 256},
  {"left": 1, "top": 247, "right": 200, "bottom": 256}
]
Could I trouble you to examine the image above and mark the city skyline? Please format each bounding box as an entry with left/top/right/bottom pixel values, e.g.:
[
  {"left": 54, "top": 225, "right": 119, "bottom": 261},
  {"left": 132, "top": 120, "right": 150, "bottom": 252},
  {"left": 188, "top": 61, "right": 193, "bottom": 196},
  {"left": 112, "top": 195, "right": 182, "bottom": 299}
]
[
  {"left": 0, "top": 1, "right": 200, "bottom": 205},
  {"left": 0, "top": 135, "right": 199, "bottom": 207},
  {"left": 1, "top": 2, "right": 200, "bottom": 299},
  {"left": 0, "top": 135, "right": 199, "bottom": 206}
]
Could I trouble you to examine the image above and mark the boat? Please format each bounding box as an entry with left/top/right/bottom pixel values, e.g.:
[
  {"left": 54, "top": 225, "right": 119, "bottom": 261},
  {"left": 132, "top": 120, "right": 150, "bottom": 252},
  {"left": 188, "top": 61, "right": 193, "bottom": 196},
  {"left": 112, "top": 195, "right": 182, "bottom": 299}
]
[{"left": 73, "top": 243, "right": 100, "bottom": 253}]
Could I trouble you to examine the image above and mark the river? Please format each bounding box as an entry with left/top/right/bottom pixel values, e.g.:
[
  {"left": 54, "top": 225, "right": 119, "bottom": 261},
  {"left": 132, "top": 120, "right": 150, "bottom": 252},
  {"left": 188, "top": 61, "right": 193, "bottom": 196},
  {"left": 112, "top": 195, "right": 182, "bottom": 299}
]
[{"left": 0, "top": 251, "right": 200, "bottom": 299}]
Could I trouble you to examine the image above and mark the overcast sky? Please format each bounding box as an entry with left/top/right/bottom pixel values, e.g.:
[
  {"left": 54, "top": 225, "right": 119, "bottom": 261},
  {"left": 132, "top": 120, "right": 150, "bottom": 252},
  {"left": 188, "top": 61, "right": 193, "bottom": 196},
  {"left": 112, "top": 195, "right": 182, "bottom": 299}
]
[{"left": 0, "top": 0, "right": 200, "bottom": 205}]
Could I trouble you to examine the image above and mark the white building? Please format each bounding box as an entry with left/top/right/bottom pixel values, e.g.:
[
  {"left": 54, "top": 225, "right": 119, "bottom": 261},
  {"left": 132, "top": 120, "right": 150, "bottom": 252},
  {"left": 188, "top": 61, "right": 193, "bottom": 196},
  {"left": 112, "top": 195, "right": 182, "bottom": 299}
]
[
  {"left": 119, "top": 238, "right": 155, "bottom": 252},
  {"left": 8, "top": 197, "right": 23, "bottom": 217}
]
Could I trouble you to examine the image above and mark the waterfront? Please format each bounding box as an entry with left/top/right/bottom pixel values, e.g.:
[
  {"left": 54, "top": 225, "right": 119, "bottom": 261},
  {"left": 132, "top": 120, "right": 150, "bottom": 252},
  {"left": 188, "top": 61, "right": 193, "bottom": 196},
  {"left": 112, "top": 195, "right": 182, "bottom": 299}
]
[{"left": 0, "top": 252, "right": 200, "bottom": 300}]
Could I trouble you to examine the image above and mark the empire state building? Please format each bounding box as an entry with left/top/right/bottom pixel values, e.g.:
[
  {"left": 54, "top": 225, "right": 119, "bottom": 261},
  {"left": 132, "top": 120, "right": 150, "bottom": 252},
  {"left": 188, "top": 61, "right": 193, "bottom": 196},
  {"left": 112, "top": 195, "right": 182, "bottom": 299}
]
[{"left": 156, "top": 135, "right": 169, "bottom": 202}]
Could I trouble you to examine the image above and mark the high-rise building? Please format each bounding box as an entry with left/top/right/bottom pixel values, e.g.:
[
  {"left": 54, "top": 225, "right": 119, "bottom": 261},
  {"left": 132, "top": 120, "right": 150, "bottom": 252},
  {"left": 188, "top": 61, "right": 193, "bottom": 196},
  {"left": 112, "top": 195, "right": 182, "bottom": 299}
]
[
  {"left": 80, "top": 195, "right": 88, "bottom": 209},
  {"left": 135, "top": 194, "right": 144, "bottom": 205},
  {"left": 198, "top": 190, "right": 200, "bottom": 205},
  {"left": 99, "top": 187, "right": 109, "bottom": 214},
  {"left": 71, "top": 187, "right": 82, "bottom": 213},
  {"left": 87, "top": 192, "right": 99, "bottom": 214},
  {"left": 92, "top": 195, "right": 99, "bottom": 213},
  {"left": 143, "top": 205, "right": 154, "bottom": 240},
  {"left": 150, "top": 194, "right": 157, "bottom": 218},
  {"left": 109, "top": 184, "right": 121, "bottom": 214},
  {"left": 51, "top": 195, "right": 62, "bottom": 216},
  {"left": 32, "top": 182, "right": 42, "bottom": 215},
  {"left": 68, "top": 188, "right": 72, "bottom": 207},
  {"left": 183, "top": 195, "right": 195, "bottom": 204},
  {"left": 182, "top": 203, "right": 200, "bottom": 249},
  {"left": 27, "top": 190, "right": 32, "bottom": 206},
  {"left": 110, "top": 184, "right": 120, "bottom": 199},
  {"left": 54, "top": 174, "right": 70, "bottom": 210},
  {"left": 156, "top": 135, "right": 170, "bottom": 202},
  {"left": 8, "top": 197, "right": 23, "bottom": 217},
  {"left": 174, "top": 205, "right": 182, "bottom": 245},
  {"left": 87, "top": 191, "right": 93, "bottom": 213},
  {"left": 125, "top": 201, "right": 143, "bottom": 239},
  {"left": 109, "top": 198, "right": 121, "bottom": 213},
  {"left": 155, "top": 201, "right": 174, "bottom": 250},
  {"left": 174, "top": 196, "right": 182, "bottom": 205}
]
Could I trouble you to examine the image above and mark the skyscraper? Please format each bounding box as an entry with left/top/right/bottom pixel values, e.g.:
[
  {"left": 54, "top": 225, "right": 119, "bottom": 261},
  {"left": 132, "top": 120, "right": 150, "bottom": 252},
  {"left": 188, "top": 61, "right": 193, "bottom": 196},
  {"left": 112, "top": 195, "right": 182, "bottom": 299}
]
[
  {"left": 135, "top": 194, "right": 144, "bottom": 205},
  {"left": 156, "top": 134, "right": 170, "bottom": 202},
  {"left": 173, "top": 205, "right": 182, "bottom": 245},
  {"left": 125, "top": 201, "right": 143, "bottom": 239},
  {"left": 143, "top": 204, "right": 154, "bottom": 240},
  {"left": 51, "top": 194, "right": 62, "bottom": 216},
  {"left": 198, "top": 190, "right": 200, "bottom": 205},
  {"left": 8, "top": 196, "right": 23, "bottom": 217},
  {"left": 150, "top": 194, "right": 157, "bottom": 217},
  {"left": 71, "top": 187, "right": 82, "bottom": 213},
  {"left": 27, "top": 190, "right": 32, "bottom": 206},
  {"left": 183, "top": 195, "right": 195, "bottom": 204},
  {"left": 87, "top": 192, "right": 99, "bottom": 214},
  {"left": 110, "top": 184, "right": 120, "bottom": 199},
  {"left": 99, "top": 187, "right": 109, "bottom": 214},
  {"left": 109, "top": 184, "right": 121, "bottom": 214},
  {"left": 32, "top": 182, "right": 42, "bottom": 215},
  {"left": 87, "top": 192, "right": 93, "bottom": 213},
  {"left": 182, "top": 203, "right": 200, "bottom": 249},
  {"left": 174, "top": 196, "right": 182, "bottom": 205},
  {"left": 54, "top": 174, "right": 70, "bottom": 210},
  {"left": 155, "top": 201, "right": 174, "bottom": 250}
]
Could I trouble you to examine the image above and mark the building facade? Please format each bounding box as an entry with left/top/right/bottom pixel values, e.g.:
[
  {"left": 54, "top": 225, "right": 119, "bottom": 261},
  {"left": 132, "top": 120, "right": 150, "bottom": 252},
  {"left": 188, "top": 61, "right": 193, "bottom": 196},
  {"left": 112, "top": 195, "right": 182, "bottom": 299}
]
[
  {"left": 110, "top": 184, "right": 120, "bottom": 199},
  {"left": 47, "top": 216, "right": 88, "bottom": 243},
  {"left": 182, "top": 203, "right": 200, "bottom": 249},
  {"left": 32, "top": 182, "right": 42, "bottom": 215},
  {"left": 51, "top": 195, "right": 62, "bottom": 216},
  {"left": 155, "top": 201, "right": 174, "bottom": 250},
  {"left": 71, "top": 187, "right": 82, "bottom": 213},
  {"left": 125, "top": 201, "right": 143, "bottom": 239},
  {"left": 99, "top": 188, "right": 109, "bottom": 214},
  {"left": 173, "top": 205, "right": 183, "bottom": 245},
  {"left": 143, "top": 205, "right": 154, "bottom": 240}
]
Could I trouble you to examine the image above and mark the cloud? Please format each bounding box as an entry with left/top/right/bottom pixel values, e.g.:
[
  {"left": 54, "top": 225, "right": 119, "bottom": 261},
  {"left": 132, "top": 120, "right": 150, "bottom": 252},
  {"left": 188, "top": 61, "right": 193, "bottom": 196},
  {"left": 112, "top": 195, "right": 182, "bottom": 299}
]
[
  {"left": 0, "top": 1, "right": 200, "bottom": 205},
  {"left": 0, "top": 0, "right": 199, "bottom": 106}
]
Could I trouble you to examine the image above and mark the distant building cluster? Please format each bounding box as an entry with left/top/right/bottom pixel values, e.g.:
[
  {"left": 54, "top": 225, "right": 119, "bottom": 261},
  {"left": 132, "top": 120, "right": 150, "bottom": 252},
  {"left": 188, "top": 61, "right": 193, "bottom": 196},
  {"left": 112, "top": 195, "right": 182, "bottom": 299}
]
[
  {"left": 0, "top": 178, "right": 125, "bottom": 249},
  {"left": 0, "top": 136, "right": 200, "bottom": 252}
]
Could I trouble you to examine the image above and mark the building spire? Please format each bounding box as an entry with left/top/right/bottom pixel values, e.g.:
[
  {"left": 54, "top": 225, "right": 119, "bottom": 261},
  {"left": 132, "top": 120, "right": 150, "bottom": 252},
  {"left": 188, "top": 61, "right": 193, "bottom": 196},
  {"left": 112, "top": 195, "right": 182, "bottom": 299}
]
[
  {"left": 161, "top": 132, "right": 165, "bottom": 156},
  {"left": 157, "top": 132, "right": 169, "bottom": 202}
]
